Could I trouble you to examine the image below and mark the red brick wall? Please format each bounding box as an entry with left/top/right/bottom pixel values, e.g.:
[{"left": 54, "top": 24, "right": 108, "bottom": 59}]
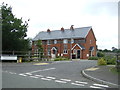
[
  {"left": 83, "top": 29, "right": 97, "bottom": 59},
  {"left": 32, "top": 29, "right": 97, "bottom": 59}
]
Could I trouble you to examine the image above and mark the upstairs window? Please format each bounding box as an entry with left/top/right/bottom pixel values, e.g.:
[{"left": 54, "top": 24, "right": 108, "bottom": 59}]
[
  {"left": 90, "top": 40, "right": 92, "bottom": 44},
  {"left": 47, "top": 40, "right": 50, "bottom": 45},
  {"left": 63, "top": 39, "right": 68, "bottom": 44},
  {"left": 54, "top": 40, "right": 57, "bottom": 44},
  {"left": 71, "top": 39, "right": 74, "bottom": 43}
]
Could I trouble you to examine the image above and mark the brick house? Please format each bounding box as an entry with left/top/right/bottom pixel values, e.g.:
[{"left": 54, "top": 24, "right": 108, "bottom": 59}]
[{"left": 32, "top": 26, "right": 97, "bottom": 59}]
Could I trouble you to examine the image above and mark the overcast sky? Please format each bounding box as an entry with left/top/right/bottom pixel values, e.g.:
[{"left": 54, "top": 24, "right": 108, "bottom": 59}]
[{"left": 0, "top": 0, "right": 119, "bottom": 50}]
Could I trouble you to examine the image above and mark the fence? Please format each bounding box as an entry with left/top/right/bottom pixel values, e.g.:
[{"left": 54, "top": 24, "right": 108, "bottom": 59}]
[{"left": 0, "top": 51, "right": 50, "bottom": 62}]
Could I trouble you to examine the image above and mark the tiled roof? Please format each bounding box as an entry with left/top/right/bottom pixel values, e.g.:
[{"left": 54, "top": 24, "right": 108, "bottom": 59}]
[{"left": 33, "top": 26, "right": 92, "bottom": 41}]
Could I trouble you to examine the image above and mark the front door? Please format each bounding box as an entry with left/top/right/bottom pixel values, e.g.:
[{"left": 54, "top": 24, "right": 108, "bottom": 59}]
[
  {"left": 77, "top": 50, "right": 80, "bottom": 59},
  {"left": 52, "top": 49, "right": 56, "bottom": 58}
]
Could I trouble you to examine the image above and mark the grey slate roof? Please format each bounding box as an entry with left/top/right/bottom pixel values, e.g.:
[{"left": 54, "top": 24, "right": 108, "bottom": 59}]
[{"left": 33, "top": 26, "right": 92, "bottom": 41}]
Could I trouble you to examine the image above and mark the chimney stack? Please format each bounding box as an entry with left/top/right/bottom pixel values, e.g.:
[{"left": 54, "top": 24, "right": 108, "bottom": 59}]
[
  {"left": 47, "top": 29, "right": 50, "bottom": 33},
  {"left": 61, "top": 27, "right": 64, "bottom": 32},
  {"left": 70, "top": 25, "right": 74, "bottom": 30}
]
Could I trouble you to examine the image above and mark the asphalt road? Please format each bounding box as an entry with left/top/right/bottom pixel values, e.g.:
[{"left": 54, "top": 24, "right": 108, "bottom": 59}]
[{"left": 2, "top": 60, "right": 110, "bottom": 89}]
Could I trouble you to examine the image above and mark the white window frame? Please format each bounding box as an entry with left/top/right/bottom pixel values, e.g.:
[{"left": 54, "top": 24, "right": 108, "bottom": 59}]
[
  {"left": 73, "top": 49, "right": 76, "bottom": 54},
  {"left": 63, "top": 39, "right": 68, "bottom": 44},
  {"left": 63, "top": 49, "right": 68, "bottom": 54},
  {"left": 54, "top": 40, "right": 57, "bottom": 44},
  {"left": 47, "top": 40, "right": 50, "bottom": 45},
  {"left": 90, "top": 40, "right": 92, "bottom": 44},
  {"left": 48, "top": 51, "right": 51, "bottom": 56},
  {"left": 71, "top": 39, "right": 74, "bottom": 43}
]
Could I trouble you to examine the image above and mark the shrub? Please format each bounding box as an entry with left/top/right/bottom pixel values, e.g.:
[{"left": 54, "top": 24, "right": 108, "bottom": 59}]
[
  {"left": 98, "top": 58, "right": 107, "bottom": 65},
  {"left": 104, "top": 56, "right": 116, "bottom": 65},
  {"left": 88, "top": 56, "right": 98, "bottom": 60},
  {"left": 54, "top": 57, "right": 69, "bottom": 61},
  {"left": 97, "top": 52, "right": 105, "bottom": 57}
]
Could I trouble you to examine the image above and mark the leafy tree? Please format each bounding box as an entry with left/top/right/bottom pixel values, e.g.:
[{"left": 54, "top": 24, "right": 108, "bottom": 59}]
[
  {"left": 1, "top": 3, "right": 30, "bottom": 51},
  {"left": 103, "top": 49, "right": 111, "bottom": 52}
]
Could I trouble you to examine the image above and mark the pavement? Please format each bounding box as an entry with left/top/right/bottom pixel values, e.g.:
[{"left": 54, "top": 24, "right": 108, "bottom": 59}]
[{"left": 81, "top": 65, "right": 120, "bottom": 89}]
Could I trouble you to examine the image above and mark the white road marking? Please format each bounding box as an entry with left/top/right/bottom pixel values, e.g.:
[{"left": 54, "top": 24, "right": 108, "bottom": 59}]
[
  {"left": 46, "top": 76, "right": 56, "bottom": 80},
  {"left": 9, "top": 72, "right": 16, "bottom": 74},
  {"left": 55, "top": 80, "right": 67, "bottom": 83},
  {"left": 30, "top": 76, "right": 39, "bottom": 78},
  {"left": 19, "top": 74, "right": 27, "bottom": 76},
  {"left": 41, "top": 78, "right": 52, "bottom": 81},
  {"left": 90, "top": 86, "right": 102, "bottom": 89},
  {"left": 25, "top": 73, "right": 32, "bottom": 75},
  {"left": 71, "top": 83, "right": 85, "bottom": 86},
  {"left": 27, "top": 68, "right": 56, "bottom": 74},
  {"left": 75, "top": 81, "right": 88, "bottom": 84},
  {"left": 60, "top": 79, "right": 71, "bottom": 82},
  {"left": 35, "top": 75, "right": 43, "bottom": 77},
  {"left": 93, "top": 84, "right": 109, "bottom": 88}
]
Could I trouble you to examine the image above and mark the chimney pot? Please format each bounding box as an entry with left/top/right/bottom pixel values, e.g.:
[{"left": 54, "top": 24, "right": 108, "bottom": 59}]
[
  {"left": 47, "top": 29, "right": 50, "bottom": 32},
  {"left": 61, "top": 27, "right": 64, "bottom": 31},
  {"left": 70, "top": 25, "right": 74, "bottom": 30}
]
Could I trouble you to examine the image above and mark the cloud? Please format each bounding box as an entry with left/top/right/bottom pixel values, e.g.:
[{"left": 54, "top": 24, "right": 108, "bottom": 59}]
[{"left": 0, "top": 0, "right": 118, "bottom": 50}]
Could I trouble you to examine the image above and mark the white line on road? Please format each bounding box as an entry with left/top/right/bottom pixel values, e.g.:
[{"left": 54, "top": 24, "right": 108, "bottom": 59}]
[
  {"left": 19, "top": 74, "right": 27, "bottom": 76},
  {"left": 46, "top": 76, "right": 56, "bottom": 80},
  {"left": 93, "top": 84, "right": 109, "bottom": 88},
  {"left": 60, "top": 79, "right": 71, "bottom": 82},
  {"left": 55, "top": 80, "right": 67, "bottom": 83},
  {"left": 9, "top": 72, "right": 16, "bottom": 74},
  {"left": 90, "top": 86, "right": 102, "bottom": 89},
  {"left": 75, "top": 81, "right": 88, "bottom": 84},
  {"left": 25, "top": 73, "right": 32, "bottom": 75},
  {"left": 41, "top": 78, "right": 52, "bottom": 81},
  {"left": 71, "top": 83, "right": 85, "bottom": 86},
  {"left": 35, "top": 75, "right": 44, "bottom": 77},
  {"left": 30, "top": 76, "right": 39, "bottom": 78},
  {"left": 27, "top": 68, "right": 56, "bottom": 74}
]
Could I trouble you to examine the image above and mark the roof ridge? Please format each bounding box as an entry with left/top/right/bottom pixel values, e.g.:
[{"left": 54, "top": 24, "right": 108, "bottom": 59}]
[{"left": 41, "top": 26, "right": 92, "bottom": 33}]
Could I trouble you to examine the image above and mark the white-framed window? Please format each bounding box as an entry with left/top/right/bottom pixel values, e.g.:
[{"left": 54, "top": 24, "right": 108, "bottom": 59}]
[
  {"left": 71, "top": 39, "right": 74, "bottom": 43},
  {"left": 54, "top": 40, "right": 57, "bottom": 44},
  {"left": 47, "top": 40, "right": 50, "bottom": 45},
  {"left": 63, "top": 39, "right": 68, "bottom": 44},
  {"left": 48, "top": 51, "right": 51, "bottom": 56},
  {"left": 63, "top": 50, "right": 68, "bottom": 54},
  {"left": 73, "top": 49, "right": 76, "bottom": 54},
  {"left": 47, "top": 46, "right": 51, "bottom": 56},
  {"left": 90, "top": 40, "right": 92, "bottom": 44}
]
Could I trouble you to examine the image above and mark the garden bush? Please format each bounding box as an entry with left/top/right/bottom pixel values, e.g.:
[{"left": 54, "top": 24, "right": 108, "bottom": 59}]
[
  {"left": 97, "top": 52, "right": 105, "bottom": 57},
  {"left": 88, "top": 56, "right": 98, "bottom": 60},
  {"left": 98, "top": 58, "right": 107, "bottom": 65},
  {"left": 103, "top": 56, "right": 116, "bottom": 65},
  {"left": 54, "top": 57, "right": 69, "bottom": 61}
]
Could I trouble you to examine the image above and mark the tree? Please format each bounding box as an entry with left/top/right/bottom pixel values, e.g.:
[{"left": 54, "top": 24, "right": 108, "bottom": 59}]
[
  {"left": 97, "top": 52, "right": 105, "bottom": 57},
  {"left": 1, "top": 3, "right": 30, "bottom": 51}
]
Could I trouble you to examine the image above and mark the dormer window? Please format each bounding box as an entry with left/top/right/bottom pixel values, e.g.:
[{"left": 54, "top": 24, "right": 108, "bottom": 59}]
[
  {"left": 54, "top": 40, "right": 57, "bottom": 44},
  {"left": 63, "top": 39, "right": 68, "bottom": 44}
]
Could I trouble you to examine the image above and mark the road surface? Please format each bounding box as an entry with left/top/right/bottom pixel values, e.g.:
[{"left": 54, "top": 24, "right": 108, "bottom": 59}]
[{"left": 2, "top": 60, "right": 110, "bottom": 89}]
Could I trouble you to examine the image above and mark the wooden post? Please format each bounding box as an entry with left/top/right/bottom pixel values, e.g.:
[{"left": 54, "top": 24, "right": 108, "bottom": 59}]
[{"left": 28, "top": 51, "right": 30, "bottom": 61}]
